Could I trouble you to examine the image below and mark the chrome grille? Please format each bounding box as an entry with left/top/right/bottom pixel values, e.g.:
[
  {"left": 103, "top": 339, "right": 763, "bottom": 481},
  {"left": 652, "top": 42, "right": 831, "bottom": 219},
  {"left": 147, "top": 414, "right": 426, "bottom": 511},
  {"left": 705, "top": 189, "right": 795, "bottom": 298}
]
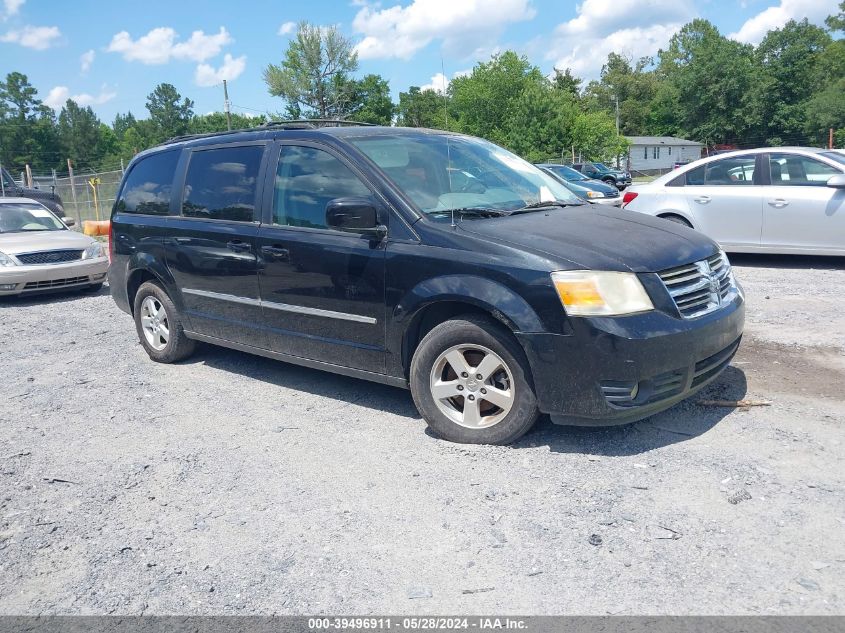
[
  {"left": 659, "top": 252, "right": 735, "bottom": 319},
  {"left": 16, "top": 250, "right": 83, "bottom": 265}
]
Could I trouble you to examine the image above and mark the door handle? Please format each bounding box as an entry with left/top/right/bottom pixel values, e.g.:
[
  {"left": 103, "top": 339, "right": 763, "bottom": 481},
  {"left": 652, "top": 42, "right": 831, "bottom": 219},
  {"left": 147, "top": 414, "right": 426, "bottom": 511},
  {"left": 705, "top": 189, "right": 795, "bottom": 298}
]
[
  {"left": 260, "top": 245, "right": 290, "bottom": 261},
  {"left": 226, "top": 240, "right": 252, "bottom": 253},
  {"left": 693, "top": 195, "right": 711, "bottom": 204},
  {"left": 768, "top": 198, "right": 789, "bottom": 208}
]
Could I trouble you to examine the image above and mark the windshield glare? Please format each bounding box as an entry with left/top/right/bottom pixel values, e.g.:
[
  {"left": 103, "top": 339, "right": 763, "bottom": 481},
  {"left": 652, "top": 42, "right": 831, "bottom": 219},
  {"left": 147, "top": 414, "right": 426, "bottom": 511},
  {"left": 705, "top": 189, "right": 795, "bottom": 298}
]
[
  {"left": 821, "top": 151, "right": 845, "bottom": 167},
  {"left": 546, "top": 165, "right": 587, "bottom": 181},
  {"left": 0, "top": 203, "right": 65, "bottom": 233},
  {"left": 350, "top": 134, "right": 583, "bottom": 215}
]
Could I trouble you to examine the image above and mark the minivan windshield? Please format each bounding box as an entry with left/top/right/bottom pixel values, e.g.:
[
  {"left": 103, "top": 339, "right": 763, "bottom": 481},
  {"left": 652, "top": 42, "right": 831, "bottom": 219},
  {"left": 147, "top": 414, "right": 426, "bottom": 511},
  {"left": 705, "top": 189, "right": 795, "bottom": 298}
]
[
  {"left": 349, "top": 134, "right": 583, "bottom": 216},
  {"left": 0, "top": 203, "right": 65, "bottom": 233}
]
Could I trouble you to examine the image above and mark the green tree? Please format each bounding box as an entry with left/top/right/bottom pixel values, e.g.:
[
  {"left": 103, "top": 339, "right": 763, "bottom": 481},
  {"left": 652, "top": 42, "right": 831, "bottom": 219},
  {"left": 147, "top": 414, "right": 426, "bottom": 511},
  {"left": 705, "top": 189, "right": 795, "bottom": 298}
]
[
  {"left": 264, "top": 21, "right": 359, "bottom": 119},
  {"left": 347, "top": 74, "right": 394, "bottom": 125},
  {"left": 552, "top": 68, "right": 582, "bottom": 99},
  {"left": 449, "top": 51, "right": 546, "bottom": 144},
  {"left": 826, "top": 1, "right": 845, "bottom": 31},
  {"left": 189, "top": 112, "right": 268, "bottom": 134},
  {"left": 57, "top": 100, "right": 104, "bottom": 170},
  {"left": 657, "top": 20, "right": 755, "bottom": 144},
  {"left": 571, "top": 111, "right": 630, "bottom": 163},
  {"left": 505, "top": 81, "right": 578, "bottom": 162},
  {"left": 0, "top": 72, "right": 59, "bottom": 171},
  {"left": 749, "top": 19, "right": 831, "bottom": 145},
  {"left": 146, "top": 83, "right": 194, "bottom": 142},
  {"left": 396, "top": 87, "right": 448, "bottom": 128}
]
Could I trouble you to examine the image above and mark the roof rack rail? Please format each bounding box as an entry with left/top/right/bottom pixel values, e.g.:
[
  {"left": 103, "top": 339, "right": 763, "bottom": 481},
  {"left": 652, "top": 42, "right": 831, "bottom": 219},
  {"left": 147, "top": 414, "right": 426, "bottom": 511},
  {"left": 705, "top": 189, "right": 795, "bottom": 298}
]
[
  {"left": 158, "top": 119, "right": 377, "bottom": 147},
  {"left": 261, "top": 119, "right": 377, "bottom": 128}
]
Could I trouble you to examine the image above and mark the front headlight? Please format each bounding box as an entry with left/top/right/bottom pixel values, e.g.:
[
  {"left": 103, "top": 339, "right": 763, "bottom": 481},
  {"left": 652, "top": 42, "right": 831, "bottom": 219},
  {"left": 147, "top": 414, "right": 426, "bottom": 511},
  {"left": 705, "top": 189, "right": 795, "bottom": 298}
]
[
  {"left": 551, "top": 270, "right": 654, "bottom": 316},
  {"left": 0, "top": 251, "right": 17, "bottom": 267},
  {"left": 586, "top": 191, "right": 606, "bottom": 199},
  {"left": 82, "top": 242, "right": 105, "bottom": 259}
]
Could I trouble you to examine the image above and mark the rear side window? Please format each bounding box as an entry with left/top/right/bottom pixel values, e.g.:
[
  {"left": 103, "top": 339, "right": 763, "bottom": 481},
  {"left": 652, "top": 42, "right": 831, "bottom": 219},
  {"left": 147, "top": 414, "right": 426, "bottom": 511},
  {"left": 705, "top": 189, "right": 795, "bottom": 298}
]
[
  {"left": 116, "top": 150, "right": 179, "bottom": 215},
  {"left": 182, "top": 145, "right": 264, "bottom": 222},
  {"left": 686, "top": 156, "right": 756, "bottom": 186}
]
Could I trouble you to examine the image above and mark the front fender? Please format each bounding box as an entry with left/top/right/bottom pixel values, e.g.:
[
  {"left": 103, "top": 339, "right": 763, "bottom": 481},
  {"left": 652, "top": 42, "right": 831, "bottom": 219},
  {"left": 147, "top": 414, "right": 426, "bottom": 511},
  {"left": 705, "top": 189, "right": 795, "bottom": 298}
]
[{"left": 394, "top": 274, "right": 544, "bottom": 332}]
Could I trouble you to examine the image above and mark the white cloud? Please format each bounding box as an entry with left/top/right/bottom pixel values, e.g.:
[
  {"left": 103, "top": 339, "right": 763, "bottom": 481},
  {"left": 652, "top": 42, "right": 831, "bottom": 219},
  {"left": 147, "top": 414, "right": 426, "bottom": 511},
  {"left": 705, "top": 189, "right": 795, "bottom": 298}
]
[
  {"left": 80, "top": 49, "right": 95, "bottom": 73},
  {"left": 546, "top": 0, "right": 697, "bottom": 79},
  {"left": 44, "top": 85, "right": 117, "bottom": 110},
  {"left": 107, "top": 26, "right": 232, "bottom": 64},
  {"left": 1, "top": 0, "right": 23, "bottom": 20},
  {"left": 278, "top": 21, "right": 296, "bottom": 35},
  {"left": 419, "top": 68, "right": 470, "bottom": 93},
  {"left": 195, "top": 53, "right": 247, "bottom": 87},
  {"left": 729, "top": 0, "right": 839, "bottom": 44},
  {"left": 353, "top": 0, "right": 535, "bottom": 60},
  {"left": 0, "top": 24, "right": 61, "bottom": 49}
]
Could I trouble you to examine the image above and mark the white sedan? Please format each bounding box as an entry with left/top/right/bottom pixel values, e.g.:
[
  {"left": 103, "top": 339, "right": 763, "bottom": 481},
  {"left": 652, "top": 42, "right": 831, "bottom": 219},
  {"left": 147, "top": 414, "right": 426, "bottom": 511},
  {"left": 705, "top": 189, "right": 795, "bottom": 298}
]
[{"left": 622, "top": 147, "right": 845, "bottom": 255}]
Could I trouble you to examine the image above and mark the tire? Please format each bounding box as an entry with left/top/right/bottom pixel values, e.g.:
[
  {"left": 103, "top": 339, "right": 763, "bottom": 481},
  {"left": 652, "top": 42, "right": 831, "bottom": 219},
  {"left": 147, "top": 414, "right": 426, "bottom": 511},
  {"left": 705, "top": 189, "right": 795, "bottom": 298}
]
[
  {"left": 133, "top": 281, "right": 196, "bottom": 363},
  {"left": 661, "top": 214, "right": 692, "bottom": 228},
  {"left": 602, "top": 177, "right": 616, "bottom": 187},
  {"left": 410, "top": 315, "right": 539, "bottom": 445}
]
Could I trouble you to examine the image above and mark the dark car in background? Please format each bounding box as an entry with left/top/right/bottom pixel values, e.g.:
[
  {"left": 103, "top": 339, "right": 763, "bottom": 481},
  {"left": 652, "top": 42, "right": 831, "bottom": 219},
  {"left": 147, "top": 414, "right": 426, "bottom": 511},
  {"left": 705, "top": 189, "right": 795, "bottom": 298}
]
[
  {"left": 109, "top": 123, "right": 744, "bottom": 445},
  {"left": 536, "top": 163, "right": 621, "bottom": 206},
  {"left": 571, "top": 162, "right": 632, "bottom": 189},
  {"left": 1, "top": 167, "right": 70, "bottom": 224}
]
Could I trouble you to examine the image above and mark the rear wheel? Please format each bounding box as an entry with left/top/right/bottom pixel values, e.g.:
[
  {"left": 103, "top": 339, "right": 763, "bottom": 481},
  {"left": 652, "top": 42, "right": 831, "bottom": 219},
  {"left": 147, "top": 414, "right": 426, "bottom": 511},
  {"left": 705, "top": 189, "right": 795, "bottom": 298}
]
[
  {"left": 410, "top": 315, "right": 539, "bottom": 445},
  {"left": 133, "top": 281, "right": 195, "bottom": 363}
]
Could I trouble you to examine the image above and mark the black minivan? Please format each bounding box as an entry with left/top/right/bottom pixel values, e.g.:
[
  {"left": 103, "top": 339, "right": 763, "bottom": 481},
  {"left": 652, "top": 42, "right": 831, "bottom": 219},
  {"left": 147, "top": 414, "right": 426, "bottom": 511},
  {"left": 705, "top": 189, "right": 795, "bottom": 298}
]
[{"left": 109, "top": 123, "right": 744, "bottom": 445}]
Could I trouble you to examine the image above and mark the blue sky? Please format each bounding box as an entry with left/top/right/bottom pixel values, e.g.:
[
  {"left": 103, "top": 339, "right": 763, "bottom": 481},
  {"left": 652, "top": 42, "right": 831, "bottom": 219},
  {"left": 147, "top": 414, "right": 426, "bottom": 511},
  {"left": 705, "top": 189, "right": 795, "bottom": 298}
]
[{"left": 1, "top": 0, "right": 839, "bottom": 123}]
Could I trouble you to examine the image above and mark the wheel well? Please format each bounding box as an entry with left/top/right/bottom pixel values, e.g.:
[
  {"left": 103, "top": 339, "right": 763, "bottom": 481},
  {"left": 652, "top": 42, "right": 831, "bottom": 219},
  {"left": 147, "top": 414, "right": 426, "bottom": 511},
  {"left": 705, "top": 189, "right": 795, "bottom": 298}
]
[
  {"left": 126, "top": 270, "right": 159, "bottom": 315},
  {"left": 657, "top": 213, "right": 693, "bottom": 228},
  {"left": 401, "top": 301, "right": 515, "bottom": 378}
]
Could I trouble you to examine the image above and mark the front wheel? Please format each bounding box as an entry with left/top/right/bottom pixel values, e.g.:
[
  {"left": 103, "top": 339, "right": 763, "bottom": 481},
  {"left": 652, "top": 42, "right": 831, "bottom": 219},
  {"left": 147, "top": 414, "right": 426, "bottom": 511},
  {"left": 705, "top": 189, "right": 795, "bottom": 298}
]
[
  {"left": 410, "top": 315, "right": 539, "bottom": 445},
  {"left": 133, "top": 281, "right": 196, "bottom": 363}
]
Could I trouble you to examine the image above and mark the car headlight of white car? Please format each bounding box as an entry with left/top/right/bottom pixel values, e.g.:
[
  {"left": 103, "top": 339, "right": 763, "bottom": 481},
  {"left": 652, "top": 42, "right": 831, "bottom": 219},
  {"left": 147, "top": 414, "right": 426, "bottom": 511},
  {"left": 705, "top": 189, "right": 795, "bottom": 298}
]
[
  {"left": 551, "top": 270, "right": 654, "bottom": 316},
  {"left": 82, "top": 242, "right": 105, "bottom": 260},
  {"left": 586, "top": 191, "right": 606, "bottom": 199},
  {"left": 0, "top": 251, "right": 17, "bottom": 267}
]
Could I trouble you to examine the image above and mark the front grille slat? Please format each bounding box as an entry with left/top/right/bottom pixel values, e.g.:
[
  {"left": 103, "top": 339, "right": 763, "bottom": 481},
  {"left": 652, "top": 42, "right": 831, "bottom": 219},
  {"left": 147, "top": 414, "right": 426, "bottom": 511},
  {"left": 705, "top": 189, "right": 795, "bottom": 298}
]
[
  {"left": 24, "top": 276, "right": 89, "bottom": 290},
  {"left": 658, "top": 252, "right": 736, "bottom": 319},
  {"left": 16, "top": 250, "right": 84, "bottom": 265}
]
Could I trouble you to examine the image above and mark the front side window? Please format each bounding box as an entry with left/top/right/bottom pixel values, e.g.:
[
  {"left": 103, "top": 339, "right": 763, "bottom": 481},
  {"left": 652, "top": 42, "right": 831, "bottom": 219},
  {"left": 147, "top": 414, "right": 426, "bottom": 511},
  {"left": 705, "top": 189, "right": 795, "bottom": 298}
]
[
  {"left": 687, "top": 155, "right": 756, "bottom": 186},
  {"left": 116, "top": 150, "right": 179, "bottom": 215},
  {"left": 182, "top": 145, "right": 264, "bottom": 222},
  {"left": 769, "top": 153, "right": 841, "bottom": 186},
  {"left": 273, "top": 146, "right": 370, "bottom": 229},
  {"left": 0, "top": 203, "right": 66, "bottom": 233},
  {"left": 349, "top": 134, "right": 582, "bottom": 215}
]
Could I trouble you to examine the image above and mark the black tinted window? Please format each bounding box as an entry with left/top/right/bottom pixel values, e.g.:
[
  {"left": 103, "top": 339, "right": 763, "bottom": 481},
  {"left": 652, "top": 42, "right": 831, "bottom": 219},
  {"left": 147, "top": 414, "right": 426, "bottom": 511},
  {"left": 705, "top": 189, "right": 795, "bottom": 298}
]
[
  {"left": 273, "top": 146, "right": 369, "bottom": 229},
  {"left": 182, "top": 145, "right": 263, "bottom": 222},
  {"left": 116, "top": 150, "right": 178, "bottom": 215}
]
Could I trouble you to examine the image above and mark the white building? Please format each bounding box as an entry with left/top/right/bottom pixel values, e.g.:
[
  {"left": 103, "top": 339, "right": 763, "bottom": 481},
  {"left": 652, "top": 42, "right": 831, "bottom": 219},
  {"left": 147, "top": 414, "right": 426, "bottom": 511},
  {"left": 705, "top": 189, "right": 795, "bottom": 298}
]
[{"left": 626, "top": 136, "right": 703, "bottom": 172}]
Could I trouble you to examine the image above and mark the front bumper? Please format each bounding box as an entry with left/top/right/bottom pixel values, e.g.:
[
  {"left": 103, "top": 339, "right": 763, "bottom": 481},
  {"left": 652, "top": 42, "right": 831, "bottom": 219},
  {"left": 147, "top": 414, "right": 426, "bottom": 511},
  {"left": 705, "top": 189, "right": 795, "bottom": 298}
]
[
  {"left": 516, "top": 294, "right": 745, "bottom": 425},
  {"left": 0, "top": 257, "right": 109, "bottom": 296}
]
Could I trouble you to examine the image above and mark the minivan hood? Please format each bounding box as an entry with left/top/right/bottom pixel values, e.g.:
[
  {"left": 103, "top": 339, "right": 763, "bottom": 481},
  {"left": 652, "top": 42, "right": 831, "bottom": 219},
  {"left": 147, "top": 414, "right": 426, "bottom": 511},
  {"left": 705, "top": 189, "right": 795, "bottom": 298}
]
[
  {"left": 456, "top": 206, "right": 717, "bottom": 273},
  {"left": 0, "top": 229, "right": 92, "bottom": 255}
]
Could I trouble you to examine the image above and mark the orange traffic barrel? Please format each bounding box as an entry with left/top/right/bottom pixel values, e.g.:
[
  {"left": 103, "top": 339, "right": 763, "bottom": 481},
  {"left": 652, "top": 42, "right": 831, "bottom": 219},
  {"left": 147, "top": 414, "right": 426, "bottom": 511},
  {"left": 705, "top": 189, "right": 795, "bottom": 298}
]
[{"left": 83, "top": 220, "right": 110, "bottom": 237}]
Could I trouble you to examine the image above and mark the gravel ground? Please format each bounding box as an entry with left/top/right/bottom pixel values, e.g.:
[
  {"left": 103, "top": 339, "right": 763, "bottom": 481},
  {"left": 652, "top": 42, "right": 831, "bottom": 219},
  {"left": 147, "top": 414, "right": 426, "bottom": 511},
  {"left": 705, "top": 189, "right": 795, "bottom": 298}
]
[{"left": 1, "top": 254, "right": 843, "bottom": 615}]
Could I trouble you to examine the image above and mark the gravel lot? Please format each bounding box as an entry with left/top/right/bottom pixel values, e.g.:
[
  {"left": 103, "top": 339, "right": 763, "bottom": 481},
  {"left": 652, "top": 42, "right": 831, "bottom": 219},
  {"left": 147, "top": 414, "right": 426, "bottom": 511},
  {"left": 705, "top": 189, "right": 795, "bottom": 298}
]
[{"left": 1, "top": 254, "right": 843, "bottom": 615}]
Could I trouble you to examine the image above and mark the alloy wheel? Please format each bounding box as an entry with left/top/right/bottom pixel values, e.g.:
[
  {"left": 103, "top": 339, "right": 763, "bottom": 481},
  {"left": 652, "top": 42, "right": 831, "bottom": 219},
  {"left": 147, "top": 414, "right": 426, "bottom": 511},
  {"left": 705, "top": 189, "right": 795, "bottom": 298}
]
[{"left": 140, "top": 295, "right": 170, "bottom": 351}]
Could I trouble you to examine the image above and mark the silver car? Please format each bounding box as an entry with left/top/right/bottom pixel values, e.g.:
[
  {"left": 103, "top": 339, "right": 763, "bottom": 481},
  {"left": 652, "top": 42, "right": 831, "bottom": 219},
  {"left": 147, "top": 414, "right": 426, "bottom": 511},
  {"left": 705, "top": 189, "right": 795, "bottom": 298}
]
[
  {"left": 0, "top": 198, "right": 109, "bottom": 296},
  {"left": 623, "top": 147, "right": 845, "bottom": 255}
]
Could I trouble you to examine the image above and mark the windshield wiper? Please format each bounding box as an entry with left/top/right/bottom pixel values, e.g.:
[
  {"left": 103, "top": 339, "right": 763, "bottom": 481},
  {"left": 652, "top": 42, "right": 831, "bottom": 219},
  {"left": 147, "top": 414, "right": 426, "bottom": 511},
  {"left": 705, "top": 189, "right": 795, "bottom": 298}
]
[
  {"left": 445, "top": 207, "right": 511, "bottom": 218},
  {"left": 512, "top": 200, "right": 579, "bottom": 213}
]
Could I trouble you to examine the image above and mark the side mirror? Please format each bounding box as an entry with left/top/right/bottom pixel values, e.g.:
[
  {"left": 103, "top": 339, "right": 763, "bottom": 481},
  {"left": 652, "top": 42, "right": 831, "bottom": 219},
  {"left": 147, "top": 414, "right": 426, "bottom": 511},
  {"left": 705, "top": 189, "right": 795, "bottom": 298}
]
[
  {"left": 326, "top": 197, "right": 386, "bottom": 238},
  {"left": 62, "top": 217, "right": 76, "bottom": 227},
  {"left": 826, "top": 174, "right": 845, "bottom": 189}
]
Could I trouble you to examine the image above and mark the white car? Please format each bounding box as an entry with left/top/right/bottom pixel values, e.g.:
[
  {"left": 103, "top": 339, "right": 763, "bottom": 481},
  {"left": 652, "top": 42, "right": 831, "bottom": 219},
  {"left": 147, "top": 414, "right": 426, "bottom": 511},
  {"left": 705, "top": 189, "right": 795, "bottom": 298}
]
[
  {"left": 622, "top": 147, "right": 845, "bottom": 255},
  {"left": 0, "top": 197, "right": 109, "bottom": 296}
]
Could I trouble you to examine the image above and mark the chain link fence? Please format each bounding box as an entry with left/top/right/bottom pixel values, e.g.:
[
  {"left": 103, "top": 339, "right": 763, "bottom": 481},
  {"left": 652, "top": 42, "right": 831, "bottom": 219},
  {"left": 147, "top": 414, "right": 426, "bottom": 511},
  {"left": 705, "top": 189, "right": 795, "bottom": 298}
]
[{"left": 25, "top": 167, "right": 125, "bottom": 230}]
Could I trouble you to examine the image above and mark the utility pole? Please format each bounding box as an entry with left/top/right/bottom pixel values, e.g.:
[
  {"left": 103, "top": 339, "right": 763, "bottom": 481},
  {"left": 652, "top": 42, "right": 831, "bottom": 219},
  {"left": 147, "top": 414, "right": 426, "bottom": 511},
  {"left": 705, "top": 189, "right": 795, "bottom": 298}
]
[
  {"left": 830, "top": 128, "right": 835, "bottom": 150},
  {"left": 614, "top": 96, "right": 620, "bottom": 167},
  {"left": 223, "top": 80, "right": 232, "bottom": 132}
]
